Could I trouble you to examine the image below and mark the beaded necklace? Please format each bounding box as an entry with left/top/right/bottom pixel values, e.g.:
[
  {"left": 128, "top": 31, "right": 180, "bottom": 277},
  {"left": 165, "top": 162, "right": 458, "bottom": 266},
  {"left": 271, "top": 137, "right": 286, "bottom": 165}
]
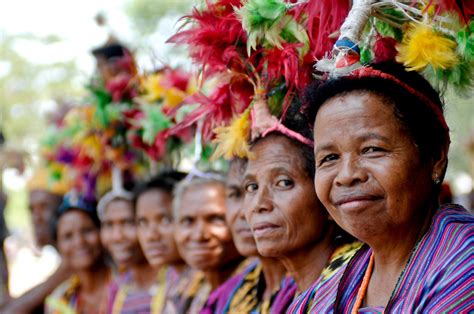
[{"left": 351, "top": 254, "right": 375, "bottom": 314}]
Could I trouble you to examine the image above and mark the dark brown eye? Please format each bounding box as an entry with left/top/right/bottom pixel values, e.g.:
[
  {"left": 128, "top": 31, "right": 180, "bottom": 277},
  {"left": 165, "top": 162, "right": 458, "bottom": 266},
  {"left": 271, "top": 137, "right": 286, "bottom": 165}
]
[
  {"left": 276, "top": 179, "right": 293, "bottom": 188},
  {"left": 362, "top": 146, "right": 386, "bottom": 154},
  {"left": 319, "top": 154, "right": 339, "bottom": 166},
  {"left": 245, "top": 182, "right": 258, "bottom": 193},
  {"left": 180, "top": 216, "right": 193, "bottom": 226}
]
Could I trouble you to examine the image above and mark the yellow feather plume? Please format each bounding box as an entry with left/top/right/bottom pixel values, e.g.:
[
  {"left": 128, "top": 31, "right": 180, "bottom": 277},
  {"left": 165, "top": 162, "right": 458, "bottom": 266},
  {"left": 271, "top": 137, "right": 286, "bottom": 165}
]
[
  {"left": 142, "top": 73, "right": 165, "bottom": 103},
  {"left": 396, "top": 23, "right": 458, "bottom": 71},
  {"left": 163, "top": 88, "right": 186, "bottom": 109},
  {"left": 212, "top": 109, "right": 253, "bottom": 160}
]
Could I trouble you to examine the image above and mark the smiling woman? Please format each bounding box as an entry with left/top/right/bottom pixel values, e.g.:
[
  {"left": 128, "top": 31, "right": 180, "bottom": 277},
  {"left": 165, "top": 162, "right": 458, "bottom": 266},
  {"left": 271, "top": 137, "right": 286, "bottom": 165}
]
[
  {"left": 172, "top": 174, "right": 245, "bottom": 314},
  {"left": 97, "top": 189, "right": 160, "bottom": 314},
  {"left": 45, "top": 194, "right": 112, "bottom": 314},
  {"left": 305, "top": 61, "right": 474, "bottom": 313}
]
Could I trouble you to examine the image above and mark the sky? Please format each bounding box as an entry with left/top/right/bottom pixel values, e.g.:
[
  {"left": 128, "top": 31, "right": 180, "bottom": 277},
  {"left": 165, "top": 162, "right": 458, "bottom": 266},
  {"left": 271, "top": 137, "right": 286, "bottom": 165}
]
[{"left": 0, "top": 0, "right": 132, "bottom": 76}]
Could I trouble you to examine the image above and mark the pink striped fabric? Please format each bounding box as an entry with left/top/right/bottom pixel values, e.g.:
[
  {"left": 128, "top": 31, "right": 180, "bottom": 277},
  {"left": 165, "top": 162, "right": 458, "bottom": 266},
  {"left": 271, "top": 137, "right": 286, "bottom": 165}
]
[{"left": 330, "top": 204, "right": 474, "bottom": 313}]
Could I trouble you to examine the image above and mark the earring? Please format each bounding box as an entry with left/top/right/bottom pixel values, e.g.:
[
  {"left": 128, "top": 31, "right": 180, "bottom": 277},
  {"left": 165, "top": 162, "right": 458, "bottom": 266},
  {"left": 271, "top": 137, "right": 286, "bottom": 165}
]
[{"left": 433, "top": 172, "right": 441, "bottom": 185}]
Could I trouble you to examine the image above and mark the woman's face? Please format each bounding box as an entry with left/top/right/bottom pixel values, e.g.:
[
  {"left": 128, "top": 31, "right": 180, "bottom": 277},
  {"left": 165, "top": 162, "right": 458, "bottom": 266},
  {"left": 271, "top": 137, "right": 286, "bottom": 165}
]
[
  {"left": 136, "top": 189, "right": 182, "bottom": 267},
  {"left": 100, "top": 199, "right": 144, "bottom": 268},
  {"left": 174, "top": 182, "right": 241, "bottom": 271},
  {"left": 226, "top": 160, "right": 257, "bottom": 257},
  {"left": 313, "top": 91, "right": 439, "bottom": 242},
  {"left": 243, "top": 135, "right": 328, "bottom": 257},
  {"left": 57, "top": 210, "right": 102, "bottom": 271}
]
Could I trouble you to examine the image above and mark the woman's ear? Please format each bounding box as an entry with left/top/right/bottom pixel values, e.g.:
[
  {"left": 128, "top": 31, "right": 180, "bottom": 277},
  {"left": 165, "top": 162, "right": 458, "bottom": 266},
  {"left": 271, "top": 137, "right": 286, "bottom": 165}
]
[{"left": 432, "top": 142, "right": 449, "bottom": 184}]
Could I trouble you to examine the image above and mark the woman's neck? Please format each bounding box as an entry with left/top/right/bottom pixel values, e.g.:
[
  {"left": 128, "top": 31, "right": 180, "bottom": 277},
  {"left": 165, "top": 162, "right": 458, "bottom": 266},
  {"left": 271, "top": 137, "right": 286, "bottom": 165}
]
[
  {"left": 130, "top": 260, "right": 158, "bottom": 290},
  {"left": 365, "top": 202, "right": 436, "bottom": 307},
  {"left": 77, "top": 261, "right": 110, "bottom": 293},
  {"left": 204, "top": 257, "right": 244, "bottom": 290},
  {"left": 279, "top": 226, "right": 335, "bottom": 292},
  {"left": 259, "top": 257, "right": 287, "bottom": 297},
  {"left": 170, "top": 261, "right": 187, "bottom": 275}
]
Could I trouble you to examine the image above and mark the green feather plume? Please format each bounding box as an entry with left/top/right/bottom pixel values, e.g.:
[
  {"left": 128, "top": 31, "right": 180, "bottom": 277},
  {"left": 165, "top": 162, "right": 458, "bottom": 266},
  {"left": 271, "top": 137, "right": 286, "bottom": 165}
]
[
  {"left": 456, "top": 20, "right": 474, "bottom": 62},
  {"left": 141, "top": 105, "right": 172, "bottom": 145},
  {"left": 237, "top": 0, "right": 292, "bottom": 54}
]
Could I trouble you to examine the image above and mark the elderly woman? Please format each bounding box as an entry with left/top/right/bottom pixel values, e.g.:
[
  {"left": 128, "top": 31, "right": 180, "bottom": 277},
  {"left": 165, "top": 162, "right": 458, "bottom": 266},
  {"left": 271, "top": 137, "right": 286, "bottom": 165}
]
[
  {"left": 202, "top": 159, "right": 296, "bottom": 313},
  {"left": 305, "top": 62, "right": 473, "bottom": 312},
  {"left": 133, "top": 171, "right": 193, "bottom": 313},
  {"left": 242, "top": 106, "right": 361, "bottom": 312},
  {"left": 45, "top": 194, "right": 112, "bottom": 313},
  {"left": 98, "top": 190, "right": 157, "bottom": 313},
  {"left": 173, "top": 174, "right": 246, "bottom": 314}
]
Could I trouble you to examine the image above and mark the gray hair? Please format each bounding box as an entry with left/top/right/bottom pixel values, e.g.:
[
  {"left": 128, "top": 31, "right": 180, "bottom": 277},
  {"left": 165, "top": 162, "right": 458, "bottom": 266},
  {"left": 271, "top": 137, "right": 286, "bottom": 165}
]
[
  {"left": 172, "top": 171, "right": 226, "bottom": 220},
  {"left": 97, "top": 189, "right": 133, "bottom": 221}
]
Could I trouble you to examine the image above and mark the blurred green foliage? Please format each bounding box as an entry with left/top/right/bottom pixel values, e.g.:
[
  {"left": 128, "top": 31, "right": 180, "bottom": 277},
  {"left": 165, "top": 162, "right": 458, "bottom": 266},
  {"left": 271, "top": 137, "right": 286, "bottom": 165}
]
[{"left": 124, "top": 0, "right": 193, "bottom": 35}]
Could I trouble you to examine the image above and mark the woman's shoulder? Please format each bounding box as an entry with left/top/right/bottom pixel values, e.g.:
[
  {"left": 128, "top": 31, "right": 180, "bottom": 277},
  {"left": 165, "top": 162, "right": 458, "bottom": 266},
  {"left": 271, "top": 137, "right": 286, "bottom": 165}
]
[
  {"left": 201, "top": 259, "right": 261, "bottom": 313},
  {"left": 435, "top": 203, "right": 474, "bottom": 225},
  {"left": 429, "top": 204, "right": 474, "bottom": 247},
  {"left": 45, "top": 276, "right": 79, "bottom": 314},
  {"left": 49, "top": 275, "right": 79, "bottom": 300}
]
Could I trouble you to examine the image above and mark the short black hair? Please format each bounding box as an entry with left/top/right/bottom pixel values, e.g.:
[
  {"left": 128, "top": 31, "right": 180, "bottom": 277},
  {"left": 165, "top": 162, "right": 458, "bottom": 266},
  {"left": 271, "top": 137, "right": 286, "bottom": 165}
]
[
  {"left": 51, "top": 195, "right": 100, "bottom": 242},
  {"left": 133, "top": 170, "right": 187, "bottom": 210},
  {"left": 91, "top": 43, "right": 128, "bottom": 60},
  {"left": 304, "top": 62, "right": 449, "bottom": 171}
]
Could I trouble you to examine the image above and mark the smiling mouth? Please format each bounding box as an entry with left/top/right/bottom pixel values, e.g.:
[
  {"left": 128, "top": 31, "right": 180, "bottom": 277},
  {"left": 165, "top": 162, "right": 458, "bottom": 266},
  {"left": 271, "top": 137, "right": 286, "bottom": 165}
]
[
  {"left": 188, "top": 245, "right": 216, "bottom": 254},
  {"left": 74, "top": 249, "right": 93, "bottom": 258},
  {"left": 146, "top": 246, "right": 167, "bottom": 255},
  {"left": 236, "top": 228, "right": 253, "bottom": 237},
  {"left": 252, "top": 222, "right": 280, "bottom": 237},
  {"left": 333, "top": 194, "right": 382, "bottom": 211}
]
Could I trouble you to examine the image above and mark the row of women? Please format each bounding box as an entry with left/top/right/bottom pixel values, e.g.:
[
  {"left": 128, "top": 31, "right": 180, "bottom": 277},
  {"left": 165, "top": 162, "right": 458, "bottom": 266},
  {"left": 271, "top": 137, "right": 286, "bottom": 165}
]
[
  {"left": 39, "top": 60, "right": 473, "bottom": 313},
  {"left": 15, "top": 0, "right": 474, "bottom": 313}
]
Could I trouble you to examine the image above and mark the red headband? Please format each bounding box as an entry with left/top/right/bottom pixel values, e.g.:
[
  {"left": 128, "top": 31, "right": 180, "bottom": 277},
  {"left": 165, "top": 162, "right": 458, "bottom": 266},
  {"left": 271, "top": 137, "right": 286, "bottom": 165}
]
[{"left": 350, "top": 67, "right": 450, "bottom": 133}]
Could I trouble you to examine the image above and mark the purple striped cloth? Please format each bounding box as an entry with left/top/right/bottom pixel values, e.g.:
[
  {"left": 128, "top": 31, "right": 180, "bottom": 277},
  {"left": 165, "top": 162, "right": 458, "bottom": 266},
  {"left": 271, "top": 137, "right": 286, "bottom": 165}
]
[
  {"left": 286, "top": 242, "right": 362, "bottom": 313},
  {"left": 307, "top": 204, "right": 473, "bottom": 313},
  {"left": 106, "top": 271, "right": 154, "bottom": 314},
  {"left": 201, "top": 259, "right": 297, "bottom": 313}
]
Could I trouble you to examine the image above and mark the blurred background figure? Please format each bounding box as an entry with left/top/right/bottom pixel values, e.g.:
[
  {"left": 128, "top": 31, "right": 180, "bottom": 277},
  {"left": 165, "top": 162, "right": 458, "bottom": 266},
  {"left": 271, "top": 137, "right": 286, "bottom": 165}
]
[
  {"left": 0, "top": 169, "right": 71, "bottom": 313},
  {"left": 0, "top": 131, "right": 26, "bottom": 307},
  {"left": 439, "top": 182, "right": 454, "bottom": 204},
  {"left": 27, "top": 169, "right": 66, "bottom": 248},
  {"left": 134, "top": 170, "right": 192, "bottom": 313},
  {"left": 202, "top": 158, "right": 295, "bottom": 313},
  {"left": 173, "top": 174, "right": 245, "bottom": 314},
  {"left": 45, "top": 193, "right": 112, "bottom": 313},
  {"left": 0, "top": 190, "right": 9, "bottom": 306},
  {"left": 98, "top": 189, "right": 158, "bottom": 314}
]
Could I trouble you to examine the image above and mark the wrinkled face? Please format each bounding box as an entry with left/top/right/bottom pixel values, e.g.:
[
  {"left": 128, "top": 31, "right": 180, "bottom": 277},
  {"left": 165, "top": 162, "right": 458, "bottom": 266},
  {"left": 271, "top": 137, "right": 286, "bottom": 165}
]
[
  {"left": 313, "top": 91, "right": 436, "bottom": 242},
  {"left": 244, "top": 135, "right": 328, "bottom": 258},
  {"left": 29, "top": 190, "right": 61, "bottom": 247},
  {"left": 226, "top": 160, "right": 257, "bottom": 257},
  {"left": 57, "top": 210, "right": 102, "bottom": 271},
  {"left": 136, "top": 189, "right": 182, "bottom": 267},
  {"left": 100, "top": 199, "right": 144, "bottom": 268},
  {"left": 174, "top": 183, "right": 241, "bottom": 271}
]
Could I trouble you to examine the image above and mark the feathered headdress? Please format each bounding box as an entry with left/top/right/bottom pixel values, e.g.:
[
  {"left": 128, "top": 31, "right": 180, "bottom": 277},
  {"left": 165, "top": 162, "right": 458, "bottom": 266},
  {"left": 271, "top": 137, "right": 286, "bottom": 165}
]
[
  {"left": 127, "top": 67, "right": 196, "bottom": 164},
  {"left": 168, "top": 0, "right": 350, "bottom": 160},
  {"left": 40, "top": 46, "right": 145, "bottom": 201},
  {"left": 315, "top": 0, "right": 473, "bottom": 93}
]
